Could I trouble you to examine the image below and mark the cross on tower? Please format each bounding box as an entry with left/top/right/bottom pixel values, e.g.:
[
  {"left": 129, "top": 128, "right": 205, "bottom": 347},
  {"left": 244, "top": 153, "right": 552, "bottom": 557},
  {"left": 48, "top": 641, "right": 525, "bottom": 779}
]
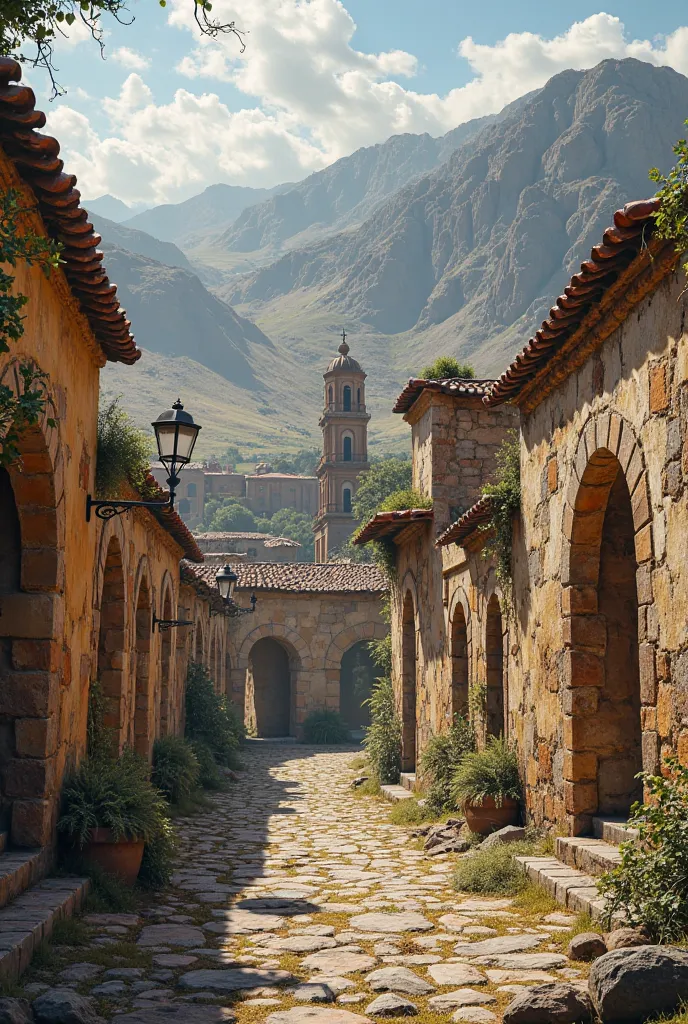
[{"left": 341, "top": 328, "right": 347, "bottom": 344}]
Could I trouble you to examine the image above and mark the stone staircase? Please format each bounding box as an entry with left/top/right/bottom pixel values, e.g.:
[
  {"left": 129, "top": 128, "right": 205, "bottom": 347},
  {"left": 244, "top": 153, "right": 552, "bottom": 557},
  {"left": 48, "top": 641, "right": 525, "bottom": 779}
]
[
  {"left": 0, "top": 840, "right": 90, "bottom": 981},
  {"left": 516, "top": 817, "right": 637, "bottom": 921},
  {"left": 381, "top": 772, "right": 417, "bottom": 803}
]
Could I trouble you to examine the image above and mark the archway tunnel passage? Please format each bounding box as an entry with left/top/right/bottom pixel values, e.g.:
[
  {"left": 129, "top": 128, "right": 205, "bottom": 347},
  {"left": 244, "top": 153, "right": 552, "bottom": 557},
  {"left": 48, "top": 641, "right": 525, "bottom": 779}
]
[
  {"left": 401, "top": 592, "right": 417, "bottom": 772},
  {"left": 486, "top": 594, "right": 504, "bottom": 738},
  {"left": 451, "top": 603, "right": 469, "bottom": 721},
  {"left": 339, "top": 641, "right": 376, "bottom": 735},
  {"left": 249, "top": 638, "right": 293, "bottom": 737},
  {"left": 568, "top": 449, "right": 643, "bottom": 821}
]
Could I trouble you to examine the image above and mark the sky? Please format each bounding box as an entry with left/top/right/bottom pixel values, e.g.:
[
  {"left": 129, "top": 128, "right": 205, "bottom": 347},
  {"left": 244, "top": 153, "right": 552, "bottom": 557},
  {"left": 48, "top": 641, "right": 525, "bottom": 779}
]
[{"left": 32, "top": 1, "right": 688, "bottom": 209}]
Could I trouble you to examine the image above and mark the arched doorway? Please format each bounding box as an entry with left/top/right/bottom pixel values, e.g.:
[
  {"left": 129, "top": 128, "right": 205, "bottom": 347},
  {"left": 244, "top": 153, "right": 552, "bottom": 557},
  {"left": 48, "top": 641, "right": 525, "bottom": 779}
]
[
  {"left": 249, "top": 638, "right": 292, "bottom": 737},
  {"left": 158, "top": 588, "right": 173, "bottom": 738},
  {"left": 210, "top": 632, "right": 217, "bottom": 691},
  {"left": 97, "top": 537, "right": 126, "bottom": 752},
  {"left": 486, "top": 594, "right": 504, "bottom": 737},
  {"left": 0, "top": 467, "right": 21, "bottom": 832},
  {"left": 194, "top": 620, "right": 204, "bottom": 663},
  {"left": 339, "top": 641, "right": 376, "bottom": 735},
  {"left": 451, "top": 602, "right": 469, "bottom": 720},
  {"left": 401, "top": 592, "right": 417, "bottom": 771},
  {"left": 567, "top": 448, "right": 642, "bottom": 823},
  {"left": 133, "top": 576, "right": 152, "bottom": 758}
]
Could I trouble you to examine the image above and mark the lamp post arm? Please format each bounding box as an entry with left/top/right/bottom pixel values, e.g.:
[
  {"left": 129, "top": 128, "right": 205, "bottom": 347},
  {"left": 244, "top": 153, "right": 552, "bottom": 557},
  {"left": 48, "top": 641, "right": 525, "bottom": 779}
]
[{"left": 86, "top": 493, "right": 174, "bottom": 523}]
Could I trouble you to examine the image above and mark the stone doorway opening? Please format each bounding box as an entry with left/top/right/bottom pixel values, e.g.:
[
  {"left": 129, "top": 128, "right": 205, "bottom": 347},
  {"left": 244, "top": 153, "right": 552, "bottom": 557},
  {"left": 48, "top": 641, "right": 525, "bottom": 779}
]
[
  {"left": 401, "top": 591, "right": 417, "bottom": 771},
  {"left": 97, "top": 537, "right": 126, "bottom": 753},
  {"left": 451, "top": 603, "right": 469, "bottom": 720},
  {"left": 339, "top": 640, "right": 375, "bottom": 736},
  {"left": 486, "top": 594, "right": 504, "bottom": 737},
  {"left": 249, "top": 638, "right": 293, "bottom": 737},
  {"left": 567, "top": 449, "right": 642, "bottom": 829},
  {"left": 0, "top": 466, "right": 21, "bottom": 833},
  {"left": 133, "top": 576, "right": 152, "bottom": 758},
  {"left": 158, "top": 587, "right": 173, "bottom": 739}
]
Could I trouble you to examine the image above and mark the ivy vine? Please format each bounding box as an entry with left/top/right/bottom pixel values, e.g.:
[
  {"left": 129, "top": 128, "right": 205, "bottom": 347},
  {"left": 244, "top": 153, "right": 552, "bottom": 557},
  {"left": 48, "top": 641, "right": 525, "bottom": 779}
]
[
  {"left": 481, "top": 430, "right": 520, "bottom": 586},
  {"left": 649, "top": 122, "right": 688, "bottom": 274},
  {"left": 0, "top": 188, "right": 62, "bottom": 468}
]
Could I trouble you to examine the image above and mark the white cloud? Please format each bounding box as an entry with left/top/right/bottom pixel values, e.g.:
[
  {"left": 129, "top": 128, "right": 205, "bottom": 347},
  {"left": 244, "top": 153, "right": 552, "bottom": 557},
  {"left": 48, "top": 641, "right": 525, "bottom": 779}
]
[
  {"left": 46, "top": 8, "right": 688, "bottom": 205},
  {"left": 111, "top": 46, "right": 151, "bottom": 70}
]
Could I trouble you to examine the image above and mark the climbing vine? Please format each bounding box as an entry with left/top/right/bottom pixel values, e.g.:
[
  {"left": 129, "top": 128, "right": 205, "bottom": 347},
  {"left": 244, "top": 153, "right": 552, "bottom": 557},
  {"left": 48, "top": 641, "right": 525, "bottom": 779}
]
[
  {"left": 0, "top": 189, "right": 61, "bottom": 468},
  {"left": 650, "top": 122, "right": 688, "bottom": 274},
  {"left": 354, "top": 488, "right": 432, "bottom": 579},
  {"left": 481, "top": 431, "right": 520, "bottom": 586}
]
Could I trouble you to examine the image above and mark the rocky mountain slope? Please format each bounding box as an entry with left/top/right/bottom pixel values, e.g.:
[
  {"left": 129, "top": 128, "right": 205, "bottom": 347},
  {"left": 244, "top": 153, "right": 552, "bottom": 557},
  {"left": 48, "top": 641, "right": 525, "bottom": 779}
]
[
  {"left": 83, "top": 194, "right": 136, "bottom": 222},
  {"left": 226, "top": 59, "right": 688, "bottom": 368},
  {"left": 90, "top": 213, "right": 195, "bottom": 273}
]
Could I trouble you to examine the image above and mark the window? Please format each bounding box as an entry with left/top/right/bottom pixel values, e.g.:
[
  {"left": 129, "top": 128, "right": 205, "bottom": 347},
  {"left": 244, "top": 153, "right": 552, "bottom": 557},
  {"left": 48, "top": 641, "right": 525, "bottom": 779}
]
[
  {"left": 343, "top": 435, "right": 352, "bottom": 461},
  {"left": 357, "top": 387, "right": 361, "bottom": 406},
  {"left": 343, "top": 385, "right": 352, "bottom": 411},
  {"left": 343, "top": 487, "right": 352, "bottom": 513},
  {"left": 187, "top": 483, "right": 197, "bottom": 497},
  {"left": 328, "top": 385, "right": 333, "bottom": 405}
]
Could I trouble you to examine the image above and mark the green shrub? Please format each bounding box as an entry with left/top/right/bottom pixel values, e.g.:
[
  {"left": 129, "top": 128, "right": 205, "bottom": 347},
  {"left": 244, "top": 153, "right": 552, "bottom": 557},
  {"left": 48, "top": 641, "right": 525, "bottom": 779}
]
[
  {"left": 451, "top": 736, "right": 522, "bottom": 809},
  {"left": 482, "top": 430, "right": 520, "bottom": 584},
  {"left": 454, "top": 840, "right": 533, "bottom": 895},
  {"left": 189, "top": 740, "right": 225, "bottom": 790},
  {"left": 152, "top": 736, "right": 200, "bottom": 803},
  {"left": 95, "top": 397, "right": 153, "bottom": 498},
  {"left": 368, "top": 633, "right": 392, "bottom": 675},
  {"left": 184, "top": 661, "right": 244, "bottom": 768},
  {"left": 302, "top": 710, "right": 350, "bottom": 744},
  {"left": 363, "top": 676, "right": 401, "bottom": 785},
  {"left": 389, "top": 798, "right": 432, "bottom": 826},
  {"left": 58, "top": 749, "right": 170, "bottom": 847},
  {"left": 598, "top": 756, "right": 688, "bottom": 942},
  {"left": 420, "top": 356, "right": 475, "bottom": 380},
  {"left": 87, "top": 679, "right": 110, "bottom": 759},
  {"left": 421, "top": 717, "right": 475, "bottom": 812},
  {"left": 138, "top": 818, "right": 178, "bottom": 889}
]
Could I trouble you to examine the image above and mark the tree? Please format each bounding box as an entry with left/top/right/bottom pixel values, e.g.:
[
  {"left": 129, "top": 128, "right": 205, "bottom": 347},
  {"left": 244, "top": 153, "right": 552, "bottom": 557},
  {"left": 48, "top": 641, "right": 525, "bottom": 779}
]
[
  {"left": 271, "top": 448, "right": 320, "bottom": 476},
  {"left": 420, "top": 356, "right": 475, "bottom": 380},
  {"left": 1, "top": 0, "right": 246, "bottom": 97},
  {"left": 263, "top": 508, "right": 314, "bottom": 561},
  {"left": 352, "top": 459, "right": 413, "bottom": 527},
  {"left": 207, "top": 500, "right": 258, "bottom": 533}
]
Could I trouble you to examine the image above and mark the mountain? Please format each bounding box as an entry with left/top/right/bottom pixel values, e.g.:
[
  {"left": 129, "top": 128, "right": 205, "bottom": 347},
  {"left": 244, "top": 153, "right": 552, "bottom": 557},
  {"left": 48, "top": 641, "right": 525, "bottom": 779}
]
[
  {"left": 84, "top": 194, "right": 137, "bottom": 222},
  {"left": 90, "top": 214, "right": 195, "bottom": 274},
  {"left": 216, "top": 116, "right": 493, "bottom": 256},
  {"left": 99, "top": 244, "right": 272, "bottom": 388},
  {"left": 123, "top": 182, "right": 296, "bottom": 249},
  {"left": 226, "top": 59, "right": 688, "bottom": 372}
]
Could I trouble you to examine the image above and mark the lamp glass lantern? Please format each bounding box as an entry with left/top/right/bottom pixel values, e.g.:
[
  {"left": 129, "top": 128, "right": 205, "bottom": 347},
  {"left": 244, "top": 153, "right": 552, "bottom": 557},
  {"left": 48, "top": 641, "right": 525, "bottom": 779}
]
[
  {"left": 153, "top": 399, "right": 201, "bottom": 481},
  {"left": 216, "top": 565, "right": 238, "bottom": 602}
]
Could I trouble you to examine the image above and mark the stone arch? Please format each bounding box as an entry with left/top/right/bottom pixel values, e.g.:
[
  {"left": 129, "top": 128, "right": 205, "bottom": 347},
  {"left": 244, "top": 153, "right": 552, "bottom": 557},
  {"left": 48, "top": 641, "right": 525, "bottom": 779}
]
[
  {"left": 194, "top": 612, "right": 206, "bottom": 664},
  {"left": 246, "top": 636, "right": 302, "bottom": 738},
  {"left": 132, "top": 567, "right": 153, "bottom": 758},
  {"left": 562, "top": 414, "right": 651, "bottom": 834},
  {"left": 157, "top": 573, "right": 175, "bottom": 739},
  {"left": 238, "top": 623, "right": 313, "bottom": 672},
  {"left": 485, "top": 592, "right": 505, "bottom": 738},
  {"left": 96, "top": 534, "right": 127, "bottom": 752},
  {"left": 324, "top": 622, "right": 388, "bottom": 734},
  {"left": 324, "top": 622, "right": 389, "bottom": 671},
  {"left": 0, "top": 395, "right": 64, "bottom": 847},
  {"left": 401, "top": 582, "right": 418, "bottom": 772}
]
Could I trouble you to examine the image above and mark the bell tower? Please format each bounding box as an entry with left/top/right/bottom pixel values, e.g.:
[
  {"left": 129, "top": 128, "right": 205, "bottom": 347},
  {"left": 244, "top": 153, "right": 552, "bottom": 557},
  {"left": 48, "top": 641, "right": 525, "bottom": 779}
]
[{"left": 313, "top": 331, "right": 370, "bottom": 562}]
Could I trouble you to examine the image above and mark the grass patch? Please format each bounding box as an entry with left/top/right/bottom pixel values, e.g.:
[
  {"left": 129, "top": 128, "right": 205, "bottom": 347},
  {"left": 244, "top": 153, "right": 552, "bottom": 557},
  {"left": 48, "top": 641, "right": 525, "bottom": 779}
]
[
  {"left": 454, "top": 840, "right": 540, "bottom": 896},
  {"left": 654, "top": 1006, "right": 688, "bottom": 1024},
  {"left": 348, "top": 755, "right": 368, "bottom": 771},
  {"left": 169, "top": 788, "right": 217, "bottom": 818},
  {"left": 512, "top": 883, "right": 560, "bottom": 916},
  {"left": 50, "top": 917, "right": 89, "bottom": 947},
  {"left": 354, "top": 778, "right": 382, "bottom": 797},
  {"left": 388, "top": 799, "right": 435, "bottom": 826}
]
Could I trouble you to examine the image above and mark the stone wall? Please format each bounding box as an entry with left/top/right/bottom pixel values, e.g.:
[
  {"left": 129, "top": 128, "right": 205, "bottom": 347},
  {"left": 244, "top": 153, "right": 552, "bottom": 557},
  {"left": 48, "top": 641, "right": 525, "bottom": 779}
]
[{"left": 226, "top": 588, "right": 387, "bottom": 736}]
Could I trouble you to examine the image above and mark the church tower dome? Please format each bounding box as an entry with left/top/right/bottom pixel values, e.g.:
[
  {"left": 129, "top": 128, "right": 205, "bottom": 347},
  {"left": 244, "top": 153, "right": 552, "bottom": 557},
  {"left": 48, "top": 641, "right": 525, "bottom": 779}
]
[{"left": 313, "top": 331, "right": 371, "bottom": 563}]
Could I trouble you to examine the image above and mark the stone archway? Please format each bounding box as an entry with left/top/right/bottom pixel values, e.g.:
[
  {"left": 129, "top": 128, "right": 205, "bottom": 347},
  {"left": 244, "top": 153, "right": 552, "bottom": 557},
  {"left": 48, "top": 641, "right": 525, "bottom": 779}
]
[
  {"left": 564, "top": 426, "right": 649, "bottom": 833},
  {"left": 96, "top": 536, "right": 126, "bottom": 752},
  {"left": 486, "top": 593, "right": 504, "bottom": 738},
  {"left": 239, "top": 624, "right": 311, "bottom": 737},
  {"left": 158, "top": 582, "right": 174, "bottom": 738},
  {"left": 339, "top": 641, "right": 376, "bottom": 734},
  {"left": 133, "top": 574, "right": 152, "bottom": 758},
  {"left": 401, "top": 590, "right": 417, "bottom": 772},
  {"left": 450, "top": 598, "right": 470, "bottom": 721},
  {"left": 248, "top": 638, "right": 294, "bottom": 737}
]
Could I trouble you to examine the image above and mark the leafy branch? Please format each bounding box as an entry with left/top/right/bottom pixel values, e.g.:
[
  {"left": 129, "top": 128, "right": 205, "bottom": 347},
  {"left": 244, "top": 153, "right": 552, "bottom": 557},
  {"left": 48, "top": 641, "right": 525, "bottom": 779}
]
[
  {"left": 650, "top": 121, "right": 688, "bottom": 274},
  {"left": 481, "top": 431, "right": 520, "bottom": 586}
]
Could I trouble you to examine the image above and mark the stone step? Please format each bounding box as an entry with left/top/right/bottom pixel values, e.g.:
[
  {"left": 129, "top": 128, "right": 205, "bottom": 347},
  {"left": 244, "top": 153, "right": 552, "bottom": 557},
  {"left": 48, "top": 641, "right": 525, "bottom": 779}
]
[
  {"left": 0, "top": 875, "right": 90, "bottom": 981},
  {"left": 592, "top": 816, "right": 638, "bottom": 845},
  {"left": 555, "top": 836, "right": 623, "bottom": 877},
  {"left": 0, "top": 848, "right": 52, "bottom": 910},
  {"left": 399, "top": 773, "right": 417, "bottom": 793},
  {"left": 515, "top": 855, "right": 614, "bottom": 922},
  {"left": 381, "top": 784, "right": 416, "bottom": 803}
]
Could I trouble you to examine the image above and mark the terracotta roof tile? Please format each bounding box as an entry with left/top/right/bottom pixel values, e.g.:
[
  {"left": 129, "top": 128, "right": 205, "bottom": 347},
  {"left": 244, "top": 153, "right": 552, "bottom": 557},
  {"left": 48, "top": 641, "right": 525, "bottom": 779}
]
[
  {"left": 183, "top": 561, "right": 387, "bottom": 594},
  {"left": 142, "top": 473, "right": 203, "bottom": 562},
  {"left": 354, "top": 508, "right": 434, "bottom": 545},
  {"left": 436, "top": 496, "right": 493, "bottom": 547},
  {"left": 195, "top": 531, "right": 300, "bottom": 546},
  {"left": 393, "top": 378, "right": 496, "bottom": 414},
  {"left": 0, "top": 58, "right": 140, "bottom": 365},
  {"left": 180, "top": 562, "right": 229, "bottom": 614},
  {"left": 485, "top": 198, "right": 668, "bottom": 408}
]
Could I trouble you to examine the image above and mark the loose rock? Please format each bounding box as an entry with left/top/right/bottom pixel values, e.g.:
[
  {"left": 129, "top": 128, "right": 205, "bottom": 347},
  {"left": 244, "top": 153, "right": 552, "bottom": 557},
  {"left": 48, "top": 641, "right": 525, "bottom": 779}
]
[
  {"left": 113, "top": 1008, "right": 235, "bottom": 1024},
  {"left": 451, "top": 1010, "right": 497, "bottom": 1023},
  {"left": 480, "top": 827, "right": 526, "bottom": 850},
  {"left": 604, "top": 927, "right": 649, "bottom": 950},
  {"left": 427, "top": 964, "right": 487, "bottom": 986},
  {"left": 137, "top": 925, "right": 205, "bottom": 948},
  {"left": 266, "top": 1010, "right": 371, "bottom": 1024},
  {"left": 502, "top": 983, "right": 593, "bottom": 1024},
  {"left": 428, "top": 991, "right": 496, "bottom": 1010},
  {"left": 178, "top": 968, "right": 295, "bottom": 992},
  {"left": 567, "top": 933, "right": 607, "bottom": 962},
  {"left": 0, "top": 1000, "right": 32, "bottom": 1024},
  {"left": 33, "top": 990, "right": 104, "bottom": 1024},
  {"left": 365, "top": 968, "right": 434, "bottom": 996},
  {"left": 589, "top": 946, "right": 688, "bottom": 1022},
  {"left": 292, "top": 985, "right": 336, "bottom": 1004},
  {"left": 365, "top": 995, "right": 417, "bottom": 1017},
  {"left": 349, "top": 914, "right": 432, "bottom": 934}
]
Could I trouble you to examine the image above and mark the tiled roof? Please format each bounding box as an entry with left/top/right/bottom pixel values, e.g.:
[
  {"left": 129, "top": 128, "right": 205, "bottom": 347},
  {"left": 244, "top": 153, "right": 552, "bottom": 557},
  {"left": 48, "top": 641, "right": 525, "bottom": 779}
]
[
  {"left": 180, "top": 562, "right": 230, "bottom": 614},
  {"left": 184, "top": 561, "right": 387, "bottom": 594},
  {"left": 393, "top": 378, "right": 495, "bottom": 414},
  {"left": 143, "top": 473, "right": 203, "bottom": 562},
  {"left": 195, "top": 531, "right": 300, "bottom": 546},
  {"left": 485, "top": 198, "right": 675, "bottom": 408},
  {"left": 0, "top": 58, "right": 140, "bottom": 365},
  {"left": 249, "top": 472, "right": 317, "bottom": 480},
  {"left": 436, "top": 496, "right": 492, "bottom": 547},
  {"left": 354, "top": 508, "right": 434, "bottom": 545}
]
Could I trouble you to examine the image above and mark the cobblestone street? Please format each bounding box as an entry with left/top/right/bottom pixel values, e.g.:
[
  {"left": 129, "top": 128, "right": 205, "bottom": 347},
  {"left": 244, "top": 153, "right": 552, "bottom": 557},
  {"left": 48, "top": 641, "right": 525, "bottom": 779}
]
[{"left": 21, "top": 744, "right": 587, "bottom": 1024}]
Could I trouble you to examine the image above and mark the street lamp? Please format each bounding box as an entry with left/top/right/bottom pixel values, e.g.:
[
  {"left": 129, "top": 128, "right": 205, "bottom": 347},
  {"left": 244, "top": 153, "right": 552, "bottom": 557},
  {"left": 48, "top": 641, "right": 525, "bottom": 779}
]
[
  {"left": 86, "top": 399, "right": 201, "bottom": 521},
  {"left": 215, "top": 564, "right": 257, "bottom": 616}
]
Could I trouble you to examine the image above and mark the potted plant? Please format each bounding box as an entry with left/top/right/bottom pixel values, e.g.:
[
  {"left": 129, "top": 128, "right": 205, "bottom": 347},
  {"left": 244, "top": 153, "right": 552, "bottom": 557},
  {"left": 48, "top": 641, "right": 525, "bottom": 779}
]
[
  {"left": 58, "top": 749, "right": 170, "bottom": 886},
  {"left": 451, "top": 736, "right": 522, "bottom": 834}
]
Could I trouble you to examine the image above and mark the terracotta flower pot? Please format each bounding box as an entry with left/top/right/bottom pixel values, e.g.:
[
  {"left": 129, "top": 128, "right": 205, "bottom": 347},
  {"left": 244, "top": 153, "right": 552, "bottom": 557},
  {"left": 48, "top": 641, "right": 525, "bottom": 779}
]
[
  {"left": 83, "top": 827, "right": 144, "bottom": 887},
  {"left": 463, "top": 796, "right": 519, "bottom": 835}
]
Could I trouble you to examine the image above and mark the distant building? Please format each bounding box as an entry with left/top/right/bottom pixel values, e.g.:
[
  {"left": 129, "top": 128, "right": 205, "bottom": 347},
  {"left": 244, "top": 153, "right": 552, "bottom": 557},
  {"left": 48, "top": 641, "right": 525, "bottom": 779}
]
[
  {"left": 313, "top": 334, "right": 370, "bottom": 562},
  {"left": 194, "top": 532, "right": 301, "bottom": 562},
  {"left": 245, "top": 467, "right": 317, "bottom": 517}
]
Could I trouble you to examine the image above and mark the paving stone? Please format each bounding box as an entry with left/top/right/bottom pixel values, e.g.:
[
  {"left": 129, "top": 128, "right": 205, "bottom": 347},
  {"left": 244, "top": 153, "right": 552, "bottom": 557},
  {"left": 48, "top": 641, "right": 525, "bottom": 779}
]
[
  {"left": 83, "top": 916, "right": 142, "bottom": 929},
  {"left": 310, "top": 978, "right": 356, "bottom": 995},
  {"left": 337, "top": 997, "right": 365, "bottom": 1006},
  {"left": 472, "top": 954, "right": 568, "bottom": 970},
  {"left": 113, "top": 1008, "right": 235, "bottom": 1024},
  {"left": 0, "top": 1000, "right": 32, "bottom": 1024},
  {"left": 349, "top": 914, "right": 432, "bottom": 934},
  {"left": 365, "top": 968, "right": 434, "bottom": 996},
  {"left": 267, "top": 937, "right": 339, "bottom": 953},
  {"left": 152, "top": 954, "right": 197, "bottom": 968},
  {"left": 89, "top": 983, "right": 128, "bottom": 998},
  {"left": 365, "top": 995, "right": 417, "bottom": 1017},
  {"left": 428, "top": 991, "right": 497, "bottom": 1010},
  {"left": 59, "top": 966, "right": 103, "bottom": 984},
  {"left": 302, "top": 952, "right": 377, "bottom": 975},
  {"left": 33, "top": 990, "right": 104, "bottom": 1024},
  {"left": 137, "top": 925, "right": 205, "bottom": 949},
  {"left": 266, "top": 1010, "right": 371, "bottom": 1024},
  {"left": 178, "top": 969, "right": 296, "bottom": 991},
  {"left": 103, "top": 969, "right": 144, "bottom": 980},
  {"left": 485, "top": 971, "right": 557, "bottom": 984},
  {"left": 451, "top": 1009, "right": 497, "bottom": 1023},
  {"left": 452, "top": 935, "right": 544, "bottom": 957},
  {"left": 427, "top": 964, "right": 487, "bottom": 986},
  {"left": 209, "top": 910, "right": 285, "bottom": 933},
  {"left": 292, "top": 985, "right": 336, "bottom": 1003}
]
